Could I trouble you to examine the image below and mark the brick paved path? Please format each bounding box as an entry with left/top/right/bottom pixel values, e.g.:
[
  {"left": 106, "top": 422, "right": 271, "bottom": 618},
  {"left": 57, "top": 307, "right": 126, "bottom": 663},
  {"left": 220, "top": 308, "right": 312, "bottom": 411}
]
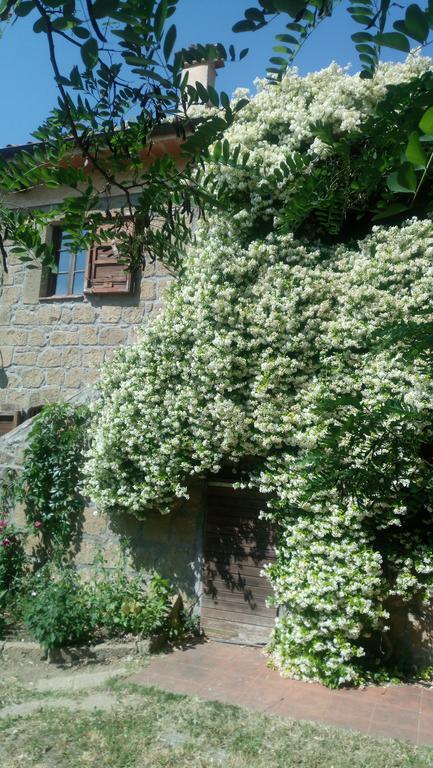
[{"left": 128, "top": 641, "right": 433, "bottom": 746}]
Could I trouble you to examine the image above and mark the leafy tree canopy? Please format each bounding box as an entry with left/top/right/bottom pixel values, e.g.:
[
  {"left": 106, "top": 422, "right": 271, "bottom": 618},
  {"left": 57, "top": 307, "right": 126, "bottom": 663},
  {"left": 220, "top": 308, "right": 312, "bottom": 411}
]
[{"left": 0, "top": 0, "right": 432, "bottom": 275}]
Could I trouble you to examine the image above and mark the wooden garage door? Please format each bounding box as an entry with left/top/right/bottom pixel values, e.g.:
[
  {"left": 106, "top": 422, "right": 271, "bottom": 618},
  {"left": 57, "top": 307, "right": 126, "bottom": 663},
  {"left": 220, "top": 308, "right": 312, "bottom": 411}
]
[{"left": 201, "top": 484, "right": 277, "bottom": 645}]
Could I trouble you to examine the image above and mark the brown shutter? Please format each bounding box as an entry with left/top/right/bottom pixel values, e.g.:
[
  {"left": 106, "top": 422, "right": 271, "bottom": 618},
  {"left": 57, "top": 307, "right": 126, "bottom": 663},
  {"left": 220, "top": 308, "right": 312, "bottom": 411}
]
[
  {"left": 85, "top": 227, "right": 132, "bottom": 295},
  {"left": 0, "top": 412, "right": 19, "bottom": 437}
]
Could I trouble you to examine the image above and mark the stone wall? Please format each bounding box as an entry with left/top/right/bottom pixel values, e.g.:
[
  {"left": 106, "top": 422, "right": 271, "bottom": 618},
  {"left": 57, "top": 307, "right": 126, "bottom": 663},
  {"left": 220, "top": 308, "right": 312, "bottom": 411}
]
[{"left": 0, "top": 256, "right": 173, "bottom": 413}]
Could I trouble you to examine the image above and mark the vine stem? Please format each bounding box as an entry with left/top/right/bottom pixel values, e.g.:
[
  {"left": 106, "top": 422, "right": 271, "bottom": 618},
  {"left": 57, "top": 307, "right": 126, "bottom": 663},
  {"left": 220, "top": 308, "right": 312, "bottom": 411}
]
[{"left": 411, "top": 147, "right": 433, "bottom": 206}]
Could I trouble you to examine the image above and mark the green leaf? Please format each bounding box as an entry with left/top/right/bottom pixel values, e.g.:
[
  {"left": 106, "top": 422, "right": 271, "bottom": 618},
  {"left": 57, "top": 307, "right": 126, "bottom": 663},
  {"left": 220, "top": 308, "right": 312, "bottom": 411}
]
[
  {"left": 245, "top": 7, "right": 265, "bottom": 22},
  {"left": 15, "top": 1, "right": 34, "bottom": 17},
  {"left": 272, "top": 0, "right": 307, "bottom": 15},
  {"left": 405, "top": 131, "right": 427, "bottom": 167},
  {"left": 207, "top": 85, "right": 219, "bottom": 107},
  {"left": 275, "top": 33, "right": 299, "bottom": 44},
  {"left": 92, "top": 0, "right": 119, "bottom": 18},
  {"left": 351, "top": 31, "right": 374, "bottom": 43},
  {"left": 372, "top": 203, "right": 409, "bottom": 220},
  {"left": 163, "top": 23, "right": 176, "bottom": 61},
  {"left": 404, "top": 3, "right": 429, "bottom": 42},
  {"left": 220, "top": 91, "right": 230, "bottom": 110},
  {"left": 375, "top": 32, "right": 411, "bottom": 51},
  {"left": 388, "top": 162, "right": 417, "bottom": 193},
  {"left": 239, "top": 48, "right": 249, "bottom": 59},
  {"left": 419, "top": 106, "right": 433, "bottom": 134},
  {"left": 232, "top": 19, "right": 256, "bottom": 32},
  {"left": 33, "top": 16, "right": 47, "bottom": 32},
  {"left": 72, "top": 26, "right": 90, "bottom": 39},
  {"left": 81, "top": 37, "right": 99, "bottom": 69},
  {"left": 154, "top": 0, "right": 167, "bottom": 41}
]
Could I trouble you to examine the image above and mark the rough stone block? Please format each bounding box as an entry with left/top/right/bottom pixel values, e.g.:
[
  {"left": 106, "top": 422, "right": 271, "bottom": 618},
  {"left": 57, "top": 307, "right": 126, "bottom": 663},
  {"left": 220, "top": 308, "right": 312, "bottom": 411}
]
[
  {"left": 38, "top": 348, "right": 62, "bottom": 367},
  {"left": 83, "top": 508, "right": 107, "bottom": 536},
  {"left": 79, "top": 327, "right": 98, "bottom": 345},
  {"left": 46, "top": 369, "right": 65, "bottom": 386},
  {"left": 140, "top": 280, "right": 156, "bottom": 301},
  {"left": 51, "top": 330, "right": 77, "bottom": 346},
  {"left": 99, "top": 305, "right": 122, "bottom": 323},
  {"left": 122, "top": 306, "right": 145, "bottom": 324},
  {"left": 64, "top": 368, "right": 84, "bottom": 389},
  {"left": 62, "top": 347, "right": 82, "bottom": 367},
  {"left": 28, "top": 330, "right": 45, "bottom": 345},
  {"left": 22, "top": 269, "right": 42, "bottom": 304},
  {"left": 0, "top": 348, "right": 14, "bottom": 367},
  {"left": 1, "top": 286, "right": 21, "bottom": 304},
  {"left": 14, "top": 309, "right": 36, "bottom": 325},
  {"left": 82, "top": 349, "right": 104, "bottom": 368},
  {"left": 61, "top": 308, "right": 73, "bottom": 324},
  {"left": 0, "top": 306, "right": 11, "bottom": 325},
  {"left": 38, "top": 305, "right": 62, "bottom": 324},
  {"left": 0, "top": 329, "right": 28, "bottom": 346},
  {"left": 13, "top": 349, "right": 38, "bottom": 366},
  {"left": 72, "top": 304, "right": 97, "bottom": 324},
  {"left": 98, "top": 328, "right": 128, "bottom": 346},
  {"left": 20, "top": 369, "right": 45, "bottom": 388}
]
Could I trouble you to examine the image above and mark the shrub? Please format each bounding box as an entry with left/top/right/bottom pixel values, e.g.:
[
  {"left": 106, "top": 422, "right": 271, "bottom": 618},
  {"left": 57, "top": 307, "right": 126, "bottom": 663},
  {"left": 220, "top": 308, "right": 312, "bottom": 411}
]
[
  {"left": 85, "top": 564, "right": 173, "bottom": 638},
  {"left": 22, "top": 560, "right": 176, "bottom": 651},
  {"left": 22, "top": 565, "right": 91, "bottom": 652}
]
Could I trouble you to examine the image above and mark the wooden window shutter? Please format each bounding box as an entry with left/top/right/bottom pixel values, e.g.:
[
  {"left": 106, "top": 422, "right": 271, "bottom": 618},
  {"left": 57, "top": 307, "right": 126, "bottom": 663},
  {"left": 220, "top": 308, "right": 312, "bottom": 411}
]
[
  {"left": 0, "top": 412, "right": 19, "bottom": 437},
  {"left": 85, "top": 227, "right": 132, "bottom": 295}
]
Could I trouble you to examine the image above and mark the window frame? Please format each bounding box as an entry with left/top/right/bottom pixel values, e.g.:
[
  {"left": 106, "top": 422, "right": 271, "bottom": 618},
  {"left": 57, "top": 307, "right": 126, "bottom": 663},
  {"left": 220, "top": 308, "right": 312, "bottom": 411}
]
[
  {"left": 47, "top": 227, "right": 87, "bottom": 298},
  {"left": 43, "top": 221, "right": 133, "bottom": 299}
]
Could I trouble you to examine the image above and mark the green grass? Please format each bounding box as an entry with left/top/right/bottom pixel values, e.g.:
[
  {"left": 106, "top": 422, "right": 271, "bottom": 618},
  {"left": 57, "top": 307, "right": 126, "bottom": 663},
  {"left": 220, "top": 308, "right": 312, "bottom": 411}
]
[{"left": 1, "top": 682, "right": 433, "bottom": 768}]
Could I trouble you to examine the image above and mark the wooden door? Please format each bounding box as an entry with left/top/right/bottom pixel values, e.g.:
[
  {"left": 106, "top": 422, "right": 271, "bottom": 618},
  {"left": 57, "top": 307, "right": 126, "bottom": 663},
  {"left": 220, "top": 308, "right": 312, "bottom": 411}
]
[{"left": 201, "top": 484, "right": 277, "bottom": 645}]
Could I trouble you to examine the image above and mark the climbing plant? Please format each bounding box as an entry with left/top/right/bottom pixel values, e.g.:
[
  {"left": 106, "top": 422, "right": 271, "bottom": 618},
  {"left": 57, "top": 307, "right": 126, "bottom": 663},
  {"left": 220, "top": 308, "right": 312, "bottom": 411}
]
[
  {"left": 86, "top": 57, "right": 433, "bottom": 686},
  {"left": 20, "top": 403, "right": 90, "bottom": 560}
]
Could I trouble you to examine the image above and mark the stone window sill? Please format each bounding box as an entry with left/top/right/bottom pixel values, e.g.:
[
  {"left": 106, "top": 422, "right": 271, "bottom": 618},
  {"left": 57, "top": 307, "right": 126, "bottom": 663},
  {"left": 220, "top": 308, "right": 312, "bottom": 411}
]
[{"left": 39, "top": 294, "right": 85, "bottom": 303}]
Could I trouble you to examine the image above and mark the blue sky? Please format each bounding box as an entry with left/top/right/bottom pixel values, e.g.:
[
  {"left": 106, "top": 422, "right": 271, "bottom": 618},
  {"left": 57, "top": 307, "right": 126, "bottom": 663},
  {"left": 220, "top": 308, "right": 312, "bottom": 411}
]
[{"left": 0, "top": 0, "right": 407, "bottom": 147}]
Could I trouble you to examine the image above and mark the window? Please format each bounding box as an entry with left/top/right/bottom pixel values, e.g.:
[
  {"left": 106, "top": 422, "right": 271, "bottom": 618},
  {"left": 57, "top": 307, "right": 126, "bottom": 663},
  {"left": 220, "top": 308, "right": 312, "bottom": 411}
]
[
  {"left": 49, "top": 229, "right": 87, "bottom": 297},
  {"left": 45, "top": 225, "right": 132, "bottom": 297},
  {"left": 0, "top": 412, "right": 19, "bottom": 437}
]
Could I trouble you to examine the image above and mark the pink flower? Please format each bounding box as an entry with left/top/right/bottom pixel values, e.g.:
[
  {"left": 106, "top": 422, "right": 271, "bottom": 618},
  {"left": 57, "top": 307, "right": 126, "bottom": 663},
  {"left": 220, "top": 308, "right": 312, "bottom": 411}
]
[
  {"left": 2, "top": 538, "right": 11, "bottom": 548},
  {"left": 0, "top": 520, "right": 7, "bottom": 532},
  {"left": 34, "top": 521, "right": 42, "bottom": 529}
]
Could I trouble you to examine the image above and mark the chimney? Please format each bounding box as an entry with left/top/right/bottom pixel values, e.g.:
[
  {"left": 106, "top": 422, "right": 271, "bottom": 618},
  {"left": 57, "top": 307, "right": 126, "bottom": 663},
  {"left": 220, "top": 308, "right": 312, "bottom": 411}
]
[{"left": 181, "top": 44, "right": 224, "bottom": 91}]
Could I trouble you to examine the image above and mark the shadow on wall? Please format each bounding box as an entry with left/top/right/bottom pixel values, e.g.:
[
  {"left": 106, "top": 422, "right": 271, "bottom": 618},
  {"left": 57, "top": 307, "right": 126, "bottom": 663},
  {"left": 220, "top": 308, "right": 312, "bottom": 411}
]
[
  {"left": 106, "top": 481, "right": 206, "bottom": 603},
  {"left": 385, "top": 596, "right": 433, "bottom": 672}
]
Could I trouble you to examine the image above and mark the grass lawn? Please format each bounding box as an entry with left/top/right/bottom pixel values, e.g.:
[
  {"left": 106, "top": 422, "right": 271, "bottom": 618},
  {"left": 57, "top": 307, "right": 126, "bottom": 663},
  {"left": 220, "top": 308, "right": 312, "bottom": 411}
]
[{"left": 1, "top": 677, "right": 433, "bottom": 768}]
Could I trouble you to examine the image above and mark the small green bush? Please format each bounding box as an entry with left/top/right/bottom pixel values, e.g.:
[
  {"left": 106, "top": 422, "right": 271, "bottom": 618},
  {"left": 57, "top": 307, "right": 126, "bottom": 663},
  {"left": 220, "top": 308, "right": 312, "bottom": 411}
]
[
  {"left": 22, "top": 560, "right": 177, "bottom": 651},
  {"left": 85, "top": 567, "right": 172, "bottom": 638},
  {"left": 22, "top": 565, "right": 91, "bottom": 652}
]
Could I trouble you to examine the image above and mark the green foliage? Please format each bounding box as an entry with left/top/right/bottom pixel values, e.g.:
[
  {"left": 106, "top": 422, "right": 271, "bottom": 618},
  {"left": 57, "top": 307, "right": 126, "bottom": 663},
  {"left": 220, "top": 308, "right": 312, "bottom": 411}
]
[
  {"left": 233, "top": 1, "right": 433, "bottom": 80},
  {"left": 0, "top": 519, "right": 27, "bottom": 594},
  {"left": 0, "top": 1, "right": 251, "bottom": 274},
  {"left": 19, "top": 403, "right": 89, "bottom": 561},
  {"left": 22, "top": 564, "right": 92, "bottom": 652},
  {"left": 22, "top": 559, "right": 177, "bottom": 650},
  {"left": 85, "top": 555, "right": 173, "bottom": 637}
]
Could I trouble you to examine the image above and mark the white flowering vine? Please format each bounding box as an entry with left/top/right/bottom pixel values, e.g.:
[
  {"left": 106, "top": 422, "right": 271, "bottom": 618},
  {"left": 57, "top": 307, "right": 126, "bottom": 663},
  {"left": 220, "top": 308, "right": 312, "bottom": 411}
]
[{"left": 86, "top": 57, "right": 433, "bottom": 686}]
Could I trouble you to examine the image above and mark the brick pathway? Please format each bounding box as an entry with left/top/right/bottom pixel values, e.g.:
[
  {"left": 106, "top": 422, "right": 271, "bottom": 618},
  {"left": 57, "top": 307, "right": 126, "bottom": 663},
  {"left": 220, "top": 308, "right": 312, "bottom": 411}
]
[{"left": 128, "top": 641, "right": 433, "bottom": 746}]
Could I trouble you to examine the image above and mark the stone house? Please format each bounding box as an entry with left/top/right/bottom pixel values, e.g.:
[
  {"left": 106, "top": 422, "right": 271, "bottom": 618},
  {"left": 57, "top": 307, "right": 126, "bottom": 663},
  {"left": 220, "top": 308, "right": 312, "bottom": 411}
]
[{"left": 0, "top": 59, "right": 278, "bottom": 646}]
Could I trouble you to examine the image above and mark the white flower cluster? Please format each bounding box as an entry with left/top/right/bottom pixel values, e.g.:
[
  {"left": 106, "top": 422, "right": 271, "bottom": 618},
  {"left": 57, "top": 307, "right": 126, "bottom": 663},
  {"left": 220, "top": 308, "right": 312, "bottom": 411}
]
[{"left": 85, "top": 58, "right": 433, "bottom": 686}]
